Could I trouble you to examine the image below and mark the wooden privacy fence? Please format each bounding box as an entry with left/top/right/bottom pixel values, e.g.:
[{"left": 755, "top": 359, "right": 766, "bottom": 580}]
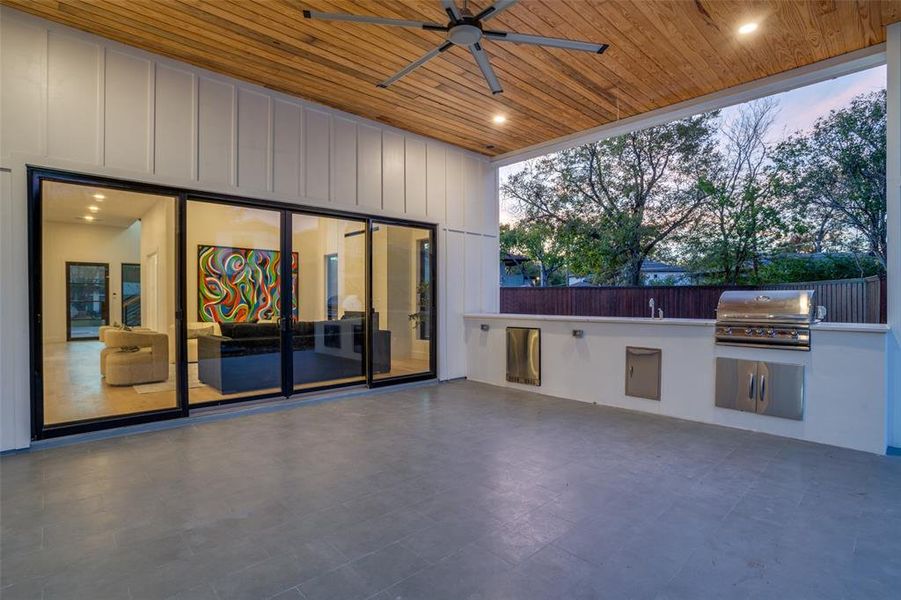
[{"left": 500, "top": 276, "right": 886, "bottom": 324}]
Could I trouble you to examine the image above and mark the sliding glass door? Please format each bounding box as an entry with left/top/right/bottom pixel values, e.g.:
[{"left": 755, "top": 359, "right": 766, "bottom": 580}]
[
  {"left": 370, "top": 222, "right": 435, "bottom": 381},
  {"left": 186, "top": 199, "right": 285, "bottom": 404},
  {"left": 184, "top": 208, "right": 436, "bottom": 402},
  {"left": 35, "top": 178, "right": 180, "bottom": 431},
  {"left": 291, "top": 213, "right": 367, "bottom": 391},
  {"left": 31, "top": 169, "right": 437, "bottom": 439}
]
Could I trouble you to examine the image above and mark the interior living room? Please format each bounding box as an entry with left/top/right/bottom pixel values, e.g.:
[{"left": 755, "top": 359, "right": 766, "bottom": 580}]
[{"left": 2, "top": 1, "right": 900, "bottom": 599}]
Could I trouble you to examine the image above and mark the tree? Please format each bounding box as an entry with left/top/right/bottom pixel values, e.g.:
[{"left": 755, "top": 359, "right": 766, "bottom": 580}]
[
  {"left": 770, "top": 90, "right": 887, "bottom": 267},
  {"left": 499, "top": 222, "right": 570, "bottom": 286},
  {"left": 756, "top": 253, "right": 883, "bottom": 284},
  {"left": 501, "top": 87, "right": 887, "bottom": 287},
  {"left": 503, "top": 113, "right": 719, "bottom": 285},
  {"left": 680, "top": 100, "right": 786, "bottom": 284}
]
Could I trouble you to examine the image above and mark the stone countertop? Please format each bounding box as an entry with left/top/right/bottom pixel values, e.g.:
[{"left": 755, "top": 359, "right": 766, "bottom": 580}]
[{"left": 463, "top": 313, "right": 889, "bottom": 334}]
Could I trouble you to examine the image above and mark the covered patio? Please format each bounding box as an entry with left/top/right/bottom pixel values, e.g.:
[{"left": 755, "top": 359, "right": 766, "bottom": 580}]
[{"left": 2, "top": 0, "right": 901, "bottom": 598}]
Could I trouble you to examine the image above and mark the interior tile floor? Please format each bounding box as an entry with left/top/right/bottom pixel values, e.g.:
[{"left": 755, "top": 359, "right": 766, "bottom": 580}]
[
  {"left": 42, "top": 341, "right": 179, "bottom": 424},
  {"left": 3, "top": 380, "right": 900, "bottom": 600},
  {"left": 43, "top": 341, "right": 429, "bottom": 425}
]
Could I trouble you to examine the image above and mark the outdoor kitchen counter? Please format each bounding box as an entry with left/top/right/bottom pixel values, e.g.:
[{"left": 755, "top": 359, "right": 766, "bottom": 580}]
[
  {"left": 464, "top": 313, "right": 888, "bottom": 333},
  {"left": 462, "top": 313, "right": 889, "bottom": 454}
]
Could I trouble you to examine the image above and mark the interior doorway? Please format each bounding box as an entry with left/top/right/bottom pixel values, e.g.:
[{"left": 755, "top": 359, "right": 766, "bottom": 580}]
[
  {"left": 65, "top": 262, "right": 109, "bottom": 340},
  {"left": 121, "top": 263, "right": 141, "bottom": 327}
]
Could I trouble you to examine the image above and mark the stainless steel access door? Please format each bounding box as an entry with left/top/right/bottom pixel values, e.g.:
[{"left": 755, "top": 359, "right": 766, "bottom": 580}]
[
  {"left": 625, "top": 347, "right": 661, "bottom": 400},
  {"left": 506, "top": 327, "right": 540, "bottom": 386},
  {"left": 715, "top": 358, "right": 758, "bottom": 413},
  {"left": 757, "top": 361, "right": 804, "bottom": 420}
]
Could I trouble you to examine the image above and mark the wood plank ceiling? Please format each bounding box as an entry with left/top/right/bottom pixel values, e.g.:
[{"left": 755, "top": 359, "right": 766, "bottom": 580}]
[{"left": 5, "top": 0, "right": 900, "bottom": 156}]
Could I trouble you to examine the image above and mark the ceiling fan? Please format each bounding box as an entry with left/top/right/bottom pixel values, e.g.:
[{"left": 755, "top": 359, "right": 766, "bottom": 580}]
[{"left": 302, "top": 0, "right": 608, "bottom": 95}]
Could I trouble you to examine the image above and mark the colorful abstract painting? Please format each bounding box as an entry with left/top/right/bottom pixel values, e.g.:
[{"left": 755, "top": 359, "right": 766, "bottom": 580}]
[{"left": 197, "top": 245, "right": 298, "bottom": 322}]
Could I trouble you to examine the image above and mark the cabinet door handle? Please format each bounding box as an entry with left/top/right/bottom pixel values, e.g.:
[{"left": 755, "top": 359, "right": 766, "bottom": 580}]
[
  {"left": 759, "top": 375, "right": 766, "bottom": 402},
  {"left": 748, "top": 373, "right": 755, "bottom": 400},
  {"left": 629, "top": 365, "right": 634, "bottom": 378}
]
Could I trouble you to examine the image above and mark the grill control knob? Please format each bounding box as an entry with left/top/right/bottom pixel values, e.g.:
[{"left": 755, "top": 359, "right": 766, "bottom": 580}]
[
  {"left": 755, "top": 328, "right": 764, "bottom": 336},
  {"left": 767, "top": 328, "right": 775, "bottom": 337},
  {"left": 724, "top": 327, "right": 733, "bottom": 335},
  {"left": 791, "top": 329, "right": 799, "bottom": 339},
  {"left": 745, "top": 328, "right": 753, "bottom": 335}
]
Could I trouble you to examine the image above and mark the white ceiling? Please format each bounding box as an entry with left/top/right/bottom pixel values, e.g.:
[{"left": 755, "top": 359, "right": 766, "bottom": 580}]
[{"left": 42, "top": 181, "right": 171, "bottom": 228}]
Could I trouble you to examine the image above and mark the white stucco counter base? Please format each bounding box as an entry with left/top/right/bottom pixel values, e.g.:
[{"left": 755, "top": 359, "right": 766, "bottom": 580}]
[{"left": 464, "top": 314, "right": 888, "bottom": 454}]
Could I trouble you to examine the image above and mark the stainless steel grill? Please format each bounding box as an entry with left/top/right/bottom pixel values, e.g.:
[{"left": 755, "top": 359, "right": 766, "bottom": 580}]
[{"left": 715, "top": 290, "right": 821, "bottom": 351}]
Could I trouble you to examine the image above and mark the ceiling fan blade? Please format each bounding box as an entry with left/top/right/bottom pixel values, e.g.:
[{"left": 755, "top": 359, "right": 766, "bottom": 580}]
[
  {"left": 469, "top": 43, "right": 503, "bottom": 95},
  {"left": 441, "top": 0, "right": 462, "bottom": 22},
  {"left": 474, "top": 0, "right": 519, "bottom": 22},
  {"left": 484, "top": 30, "right": 608, "bottom": 53},
  {"left": 302, "top": 10, "right": 447, "bottom": 31},
  {"left": 377, "top": 42, "right": 454, "bottom": 88}
]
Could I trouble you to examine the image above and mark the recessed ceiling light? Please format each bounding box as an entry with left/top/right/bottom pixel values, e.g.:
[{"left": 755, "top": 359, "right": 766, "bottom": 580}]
[
  {"left": 82, "top": 215, "right": 95, "bottom": 222},
  {"left": 87, "top": 205, "right": 100, "bottom": 213},
  {"left": 738, "top": 22, "right": 758, "bottom": 35},
  {"left": 492, "top": 114, "right": 507, "bottom": 124},
  {"left": 92, "top": 193, "right": 106, "bottom": 200}
]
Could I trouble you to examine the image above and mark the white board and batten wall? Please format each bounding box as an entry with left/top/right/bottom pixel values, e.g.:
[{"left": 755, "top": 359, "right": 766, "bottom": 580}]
[{"left": 0, "top": 8, "right": 500, "bottom": 451}]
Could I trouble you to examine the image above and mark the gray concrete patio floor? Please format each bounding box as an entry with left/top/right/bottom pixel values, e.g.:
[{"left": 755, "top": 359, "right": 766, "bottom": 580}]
[{"left": 2, "top": 380, "right": 900, "bottom": 599}]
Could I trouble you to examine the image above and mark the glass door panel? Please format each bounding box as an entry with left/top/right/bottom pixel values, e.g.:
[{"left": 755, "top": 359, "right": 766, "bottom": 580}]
[
  {"left": 371, "top": 222, "right": 434, "bottom": 380},
  {"left": 121, "top": 263, "right": 141, "bottom": 327},
  {"left": 291, "top": 214, "right": 367, "bottom": 391},
  {"left": 66, "top": 262, "right": 109, "bottom": 340},
  {"left": 40, "top": 181, "right": 178, "bottom": 426},
  {"left": 186, "top": 200, "right": 284, "bottom": 404}
]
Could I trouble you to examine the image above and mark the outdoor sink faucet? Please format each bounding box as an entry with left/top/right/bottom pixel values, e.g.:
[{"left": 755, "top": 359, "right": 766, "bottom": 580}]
[{"left": 649, "top": 298, "right": 655, "bottom": 319}]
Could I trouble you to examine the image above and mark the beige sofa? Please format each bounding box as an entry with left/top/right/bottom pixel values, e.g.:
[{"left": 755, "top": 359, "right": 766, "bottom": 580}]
[
  {"left": 168, "top": 323, "right": 217, "bottom": 363},
  {"left": 103, "top": 329, "right": 169, "bottom": 386}
]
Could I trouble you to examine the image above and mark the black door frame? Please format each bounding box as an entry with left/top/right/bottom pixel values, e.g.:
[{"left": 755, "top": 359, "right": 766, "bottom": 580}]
[
  {"left": 65, "top": 261, "right": 110, "bottom": 341},
  {"left": 28, "top": 167, "right": 438, "bottom": 440}
]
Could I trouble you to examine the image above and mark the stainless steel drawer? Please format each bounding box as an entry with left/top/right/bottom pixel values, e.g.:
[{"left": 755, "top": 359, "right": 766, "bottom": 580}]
[
  {"left": 625, "top": 347, "right": 661, "bottom": 400},
  {"left": 506, "top": 327, "right": 540, "bottom": 386}
]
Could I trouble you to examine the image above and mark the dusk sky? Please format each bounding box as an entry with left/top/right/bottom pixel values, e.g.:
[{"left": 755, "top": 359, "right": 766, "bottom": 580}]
[{"left": 499, "top": 65, "right": 887, "bottom": 224}]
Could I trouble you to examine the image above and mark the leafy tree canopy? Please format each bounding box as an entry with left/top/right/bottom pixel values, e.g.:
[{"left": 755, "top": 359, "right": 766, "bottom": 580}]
[{"left": 500, "top": 89, "right": 886, "bottom": 286}]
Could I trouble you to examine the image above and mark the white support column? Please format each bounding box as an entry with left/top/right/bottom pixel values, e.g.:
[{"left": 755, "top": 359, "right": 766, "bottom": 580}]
[{"left": 887, "top": 22, "right": 901, "bottom": 451}]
